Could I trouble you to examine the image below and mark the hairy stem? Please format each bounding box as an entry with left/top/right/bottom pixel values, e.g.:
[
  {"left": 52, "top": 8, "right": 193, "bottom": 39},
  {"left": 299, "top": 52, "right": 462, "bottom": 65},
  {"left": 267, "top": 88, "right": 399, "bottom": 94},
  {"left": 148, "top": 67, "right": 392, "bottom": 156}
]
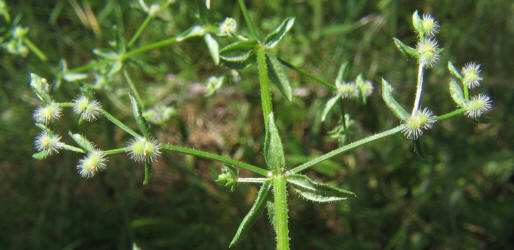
[
  {"left": 290, "top": 125, "right": 404, "bottom": 174},
  {"left": 103, "top": 147, "right": 129, "bottom": 155},
  {"left": 257, "top": 45, "right": 273, "bottom": 124},
  {"left": 160, "top": 143, "right": 269, "bottom": 176},
  {"left": 411, "top": 63, "right": 425, "bottom": 115},
  {"left": 273, "top": 175, "right": 290, "bottom": 250},
  {"left": 123, "top": 70, "right": 145, "bottom": 108}
]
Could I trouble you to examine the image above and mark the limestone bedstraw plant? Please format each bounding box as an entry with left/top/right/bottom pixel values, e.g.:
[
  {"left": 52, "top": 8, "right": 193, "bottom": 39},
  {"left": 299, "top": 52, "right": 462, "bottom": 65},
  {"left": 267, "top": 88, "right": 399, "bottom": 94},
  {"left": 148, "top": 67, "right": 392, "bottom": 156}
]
[{"left": 28, "top": 1, "right": 493, "bottom": 249}]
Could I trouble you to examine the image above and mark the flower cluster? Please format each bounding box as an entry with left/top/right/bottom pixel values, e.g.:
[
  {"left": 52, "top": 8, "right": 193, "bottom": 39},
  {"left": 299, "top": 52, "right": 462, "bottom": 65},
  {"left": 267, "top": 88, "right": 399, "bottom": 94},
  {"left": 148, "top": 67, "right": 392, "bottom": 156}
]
[{"left": 402, "top": 108, "right": 436, "bottom": 139}]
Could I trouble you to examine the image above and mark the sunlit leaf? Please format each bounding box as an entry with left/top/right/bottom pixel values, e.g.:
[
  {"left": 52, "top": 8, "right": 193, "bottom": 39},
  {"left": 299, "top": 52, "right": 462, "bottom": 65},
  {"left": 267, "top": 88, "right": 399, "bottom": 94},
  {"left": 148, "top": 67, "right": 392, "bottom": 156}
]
[
  {"left": 381, "top": 78, "right": 409, "bottom": 120},
  {"left": 264, "top": 17, "right": 295, "bottom": 48},
  {"left": 393, "top": 38, "right": 418, "bottom": 59},
  {"left": 263, "top": 113, "right": 286, "bottom": 171},
  {"left": 267, "top": 54, "right": 293, "bottom": 101},
  {"left": 449, "top": 79, "right": 466, "bottom": 107},
  {"left": 321, "top": 95, "right": 340, "bottom": 122},
  {"left": 204, "top": 33, "right": 219, "bottom": 65},
  {"left": 287, "top": 174, "right": 356, "bottom": 202}
]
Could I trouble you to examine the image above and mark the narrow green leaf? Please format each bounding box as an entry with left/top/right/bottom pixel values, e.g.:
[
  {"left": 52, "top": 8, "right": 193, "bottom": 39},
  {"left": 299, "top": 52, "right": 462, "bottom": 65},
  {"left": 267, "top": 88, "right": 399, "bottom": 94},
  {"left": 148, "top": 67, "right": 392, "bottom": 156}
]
[
  {"left": 108, "top": 60, "right": 123, "bottom": 76},
  {"left": 204, "top": 33, "right": 219, "bottom": 65},
  {"left": 68, "top": 132, "right": 95, "bottom": 152},
  {"left": 321, "top": 95, "right": 340, "bottom": 122},
  {"left": 32, "top": 151, "right": 49, "bottom": 160},
  {"left": 267, "top": 54, "right": 293, "bottom": 101},
  {"left": 129, "top": 94, "right": 150, "bottom": 138},
  {"left": 229, "top": 180, "right": 272, "bottom": 248},
  {"left": 219, "top": 40, "right": 257, "bottom": 53},
  {"left": 29, "top": 73, "right": 52, "bottom": 103},
  {"left": 264, "top": 17, "right": 295, "bottom": 48},
  {"left": 381, "top": 78, "right": 409, "bottom": 120},
  {"left": 176, "top": 25, "right": 206, "bottom": 42},
  {"left": 447, "top": 61, "right": 463, "bottom": 80},
  {"left": 393, "top": 38, "right": 418, "bottom": 59},
  {"left": 220, "top": 50, "right": 253, "bottom": 63},
  {"left": 412, "top": 10, "right": 423, "bottom": 37},
  {"left": 449, "top": 79, "right": 465, "bottom": 107},
  {"left": 263, "top": 113, "right": 286, "bottom": 171},
  {"left": 287, "top": 174, "right": 356, "bottom": 203},
  {"left": 335, "top": 62, "right": 348, "bottom": 87}
]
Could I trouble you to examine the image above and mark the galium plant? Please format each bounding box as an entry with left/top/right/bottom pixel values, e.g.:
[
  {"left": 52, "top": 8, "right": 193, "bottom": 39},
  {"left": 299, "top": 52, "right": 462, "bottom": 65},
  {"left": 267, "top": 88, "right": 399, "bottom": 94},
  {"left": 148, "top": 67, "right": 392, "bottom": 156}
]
[{"left": 27, "top": 0, "right": 493, "bottom": 248}]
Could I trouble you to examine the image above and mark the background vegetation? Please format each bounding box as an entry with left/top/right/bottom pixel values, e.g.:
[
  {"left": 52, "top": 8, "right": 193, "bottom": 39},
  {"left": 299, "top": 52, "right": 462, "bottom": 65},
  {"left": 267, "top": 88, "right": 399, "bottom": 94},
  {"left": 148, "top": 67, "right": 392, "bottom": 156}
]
[{"left": 1, "top": 0, "right": 512, "bottom": 249}]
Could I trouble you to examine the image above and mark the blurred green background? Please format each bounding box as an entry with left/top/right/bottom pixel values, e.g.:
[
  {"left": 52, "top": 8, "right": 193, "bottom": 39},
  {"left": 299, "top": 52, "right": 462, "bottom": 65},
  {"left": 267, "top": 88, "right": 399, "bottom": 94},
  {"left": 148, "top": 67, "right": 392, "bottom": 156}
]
[{"left": 1, "top": 0, "right": 512, "bottom": 249}]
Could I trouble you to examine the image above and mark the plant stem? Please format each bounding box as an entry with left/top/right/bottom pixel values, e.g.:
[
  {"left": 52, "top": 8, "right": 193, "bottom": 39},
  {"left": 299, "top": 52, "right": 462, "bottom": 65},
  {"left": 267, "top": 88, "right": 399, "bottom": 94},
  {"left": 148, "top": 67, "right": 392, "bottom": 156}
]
[
  {"left": 24, "top": 38, "right": 47, "bottom": 61},
  {"left": 257, "top": 45, "right": 273, "bottom": 124},
  {"left": 123, "top": 70, "right": 144, "bottom": 108},
  {"left": 237, "top": 177, "right": 269, "bottom": 183},
  {"left": 57, "top": 102, "right": 74, "bottom": 107},
  {"left": 411, "top": 63, "right": 424, "bottom": 115},
  {"left": 68, "top": 60, "right": 109, "bottom": 73},
  {"left": 237, "top": 0, "right": 259, "bottom": 40},
  {"left": 463, "top": 84, "right": 469, "bottom": 100},
  {"left": 160, "top": 143, "right": 269, "bottom": 176},
  {"left": 278, "top": 58, "right": 337, "bottom": 90},
  {"left": 434, "top": 108, "right": 465, "bottom": 121},
  {"left": 128, "top": 14, "right": 153, "bottom": 48},
  {"left": 100, "top": 109, "right": 142, "bottom": 138},
  {"left": 273, "top": 175, "right": 290, "bottom": 250},
  {"left": 122, "top": 37, "right": 177, "bottom": 59},
  {"left": 103, "top": 147, "right": 129, "bottom": 155},
  {"left": 289, "top": 125, "right": 404, "bottom": 174}
]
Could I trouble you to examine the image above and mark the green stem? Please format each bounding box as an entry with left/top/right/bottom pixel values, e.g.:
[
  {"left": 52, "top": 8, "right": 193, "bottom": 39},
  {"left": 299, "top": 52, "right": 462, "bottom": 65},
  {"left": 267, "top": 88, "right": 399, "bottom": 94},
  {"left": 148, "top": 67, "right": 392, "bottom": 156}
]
[
  {"left": 289, "top": 125, "right": 404, "bottom": 174},
  {"left": 411, "top": 63, "right": 424, "bottom": 115},
  {"left": 121, "top": 36, "right": 177, "bottom": 60},
  {"left": 237, "top": 177, "right": 269, "bottom": 183},
  {"left": 257, "top": 45, "right": 273, "bottom": 124},
  {"left": 278, "top": 58, "right": 337, "bottom": 90},
  {"left": 103, "top": 147, "right": 129, "bottom": 155},
  {"left": 143, "top": 160, "right": 152, "bottom": 185},
  {"left": 57, "top": 102, "right": 74, "bottom": 108},
  {"left": 237, "top": 0, "right": 259, "bottom": 40},
  {"left": 434, "top": 108, "right": 465, "bottom": 121},
  {"left": 123, "top": 70, "right": 145, "bottom": 108},
  {"left": 100, "top": 109, "right": 142, "bottom": 138},
  {"left": 128, "top": 14, "right": 153, "bottom": 48},
  {"left": 24, "top": 38, "right": 47, "bottom": 61},
  {"left": 463, "top": 84, "right": 469, "bottom": 100},
  {"left": 68, "top": 60, "right": 109, "bottom": 73},
  {"left": 160, "top": 143, "right": 269, "bottom": 176},
  {"left": 273, "top": 175, "right": 290, "bottom": 250}
]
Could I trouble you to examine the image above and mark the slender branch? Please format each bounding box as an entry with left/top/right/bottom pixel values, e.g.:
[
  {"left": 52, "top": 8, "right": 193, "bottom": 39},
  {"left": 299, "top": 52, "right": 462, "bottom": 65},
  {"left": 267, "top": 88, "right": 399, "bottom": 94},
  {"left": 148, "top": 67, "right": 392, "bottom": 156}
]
[
  {"left": 256, "top": 45, "right": 273, "bottom": 124},
  {"left": 273, "top": 175, "right": 290, "bottom": 250},
  {"left": 128, "top": 14, "right": 153, "bottom": 48},
  {"left": 103, "top": 147, "right": 129, "bottom": 155},
  {"left": 434, "top": 108, "right": 465, "bottom": 121},
  {"left": 237, "top": 0, "right": 259, "bottom": 40},
  {"left": 57, "top": 102, "right": 74, "bottom": 108},
  {"left": 411, "top": 63, "right": 425, "bottom": 115},
  {"left": 160, "top": 143, "right": 269, "bottom": 176},
  {"left": 237, "top": 177, "right": 269, "bottom": 183},
  {"left": 24, "top": 38, "right": 47, "bottom": 61},
  {"left": 278, "top": 58, "right": 337, "bottom": 90},
  {"left": 100, "top": 109, "right": 142, "bottom": 138},
  {"left": 68, "top": 60, "right": 109, "bottom": 73},
  {"left": 289, "top": 125, "right": 404, "bottom": 174},
  {"left": 122, "top": 36, "right": 177, "bottom": 60},
  {"left": 123, "top": 70, "right": 145, "bottom": 108}
]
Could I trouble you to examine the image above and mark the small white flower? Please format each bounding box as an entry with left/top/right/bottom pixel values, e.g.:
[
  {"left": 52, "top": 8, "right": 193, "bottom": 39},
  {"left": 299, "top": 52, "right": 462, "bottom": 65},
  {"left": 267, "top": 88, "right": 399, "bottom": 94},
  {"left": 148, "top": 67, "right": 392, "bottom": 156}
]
[
  {"left": 461, "top": 62, "right": 483, "bottom": 89},
  {"left": 402, "top": 108, "right": 436, "bottom": 139},
  {"left": 73, "top": 95, "right": 102, "bottom": 122},
  {"left": 421, "top": 14, "right": 439, "bottom": 37},
  {"left": 33, "top": 102, "right": 62, "bottom": 124},
  {"left": 128, "top": 137, "right": 161, "bottom": 162},
  {"left": 337, "top": 83, "right": 359, "bottom": 98},
  {"left": 219, "top": 17, "right": 237, "bottom": 36},
  {"left": 464, "top": 94, "right": 492, "bottom": 119},
  {"left": 76, "top": 150, "right": 107, "bottom": 178},
  {"left": 35, "top": 132, "right": 63, "bottom": 155},
  {"left": 416, "top": 38, "right": 440, "bottom": 67}
]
